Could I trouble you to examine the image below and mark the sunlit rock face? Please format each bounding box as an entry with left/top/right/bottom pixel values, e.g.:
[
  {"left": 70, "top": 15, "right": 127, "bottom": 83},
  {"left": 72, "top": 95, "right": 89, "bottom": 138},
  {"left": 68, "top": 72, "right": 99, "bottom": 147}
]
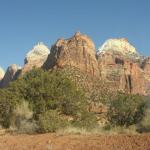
[
  {"left": 21, "top": 42, "right": 50, "bottom": 75},
  {"left": 98, "top": 38, "right": 138, "bottom": 56},
  {"left": 43, "top": 32, "right": 99, "bottom": 77},
  {"left": 0, "top": 64, "right": 21, "bottom": 88},
  {"left": 0, "top": 67, "right": 5, "bottom": 81},
  {"left": 25, "top": 42, "right": 50, "bottom": 64}
]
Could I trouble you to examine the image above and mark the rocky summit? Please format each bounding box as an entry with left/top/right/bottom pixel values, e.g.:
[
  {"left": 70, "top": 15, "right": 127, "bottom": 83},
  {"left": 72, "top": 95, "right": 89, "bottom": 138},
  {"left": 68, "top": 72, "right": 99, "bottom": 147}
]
[
  {"left": 98, "top": 38, "right": 138, "bottom": 56},
  {"left": 0, "top": 32, "right": 150, "bottom": 95},
  {"left": 0, "top": 64, "right": 21, "bottom": 88},
  {"left": 21, "top": 42, "right": 50, "bottom": 75}
]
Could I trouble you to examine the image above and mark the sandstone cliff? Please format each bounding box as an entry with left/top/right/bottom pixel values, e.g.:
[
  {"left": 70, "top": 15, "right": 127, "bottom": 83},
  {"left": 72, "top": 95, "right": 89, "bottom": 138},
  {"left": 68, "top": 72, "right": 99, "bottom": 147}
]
[
  {"left": 43, "top": 32, "right": 99, "bottom": 77},
  {"left": 97, "top": 38, "right": 150, "bottom": 95}
]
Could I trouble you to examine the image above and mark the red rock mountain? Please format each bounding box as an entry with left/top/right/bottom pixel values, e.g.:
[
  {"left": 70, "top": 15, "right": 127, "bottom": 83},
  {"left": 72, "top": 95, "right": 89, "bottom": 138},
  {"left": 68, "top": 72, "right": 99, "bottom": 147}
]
[
  {"left": 0, "top": 32, "right": 150, "bottom": 95},
  {"left": 43, "top": 32, "right": 100, "bottom": 77}
]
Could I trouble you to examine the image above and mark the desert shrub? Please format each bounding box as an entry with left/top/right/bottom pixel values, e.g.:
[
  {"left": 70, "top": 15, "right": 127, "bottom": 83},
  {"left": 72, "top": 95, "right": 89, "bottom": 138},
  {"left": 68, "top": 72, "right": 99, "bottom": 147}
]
[
  {"left": 72, "top": 111, "right": 98, "bottom": 130},
  {"left": 107, "top": 92, "right": 146, "bottom": 127},
  {"left": 16, "top": 120, "right": 38, "bottom": 134},
  {"left": 104, "top": 124, "right": 138, "bottom": 134},
  {"left": 38, "top": 110, "right": 68, "bottom": 133},
  {"left": 138, "top": 109, "right": 150, "bottom": 132},
  {"left": 12, "top": 100, "right": 37, "bottom": 133},
  {"left": 0, "top": 68, "right": 90, "bottom": 133},
  {"left": 0, "top": 89, "right": 20, "bottom": 128},
  {"left": 137, "top": 99, "right": 150, "bottom": 132}
]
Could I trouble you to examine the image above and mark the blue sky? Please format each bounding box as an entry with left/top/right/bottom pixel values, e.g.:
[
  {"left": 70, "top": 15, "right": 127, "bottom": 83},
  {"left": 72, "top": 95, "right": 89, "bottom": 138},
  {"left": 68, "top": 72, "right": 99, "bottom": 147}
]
[{"left": 0, "top": 0, "right": 150, "bottom": 70}]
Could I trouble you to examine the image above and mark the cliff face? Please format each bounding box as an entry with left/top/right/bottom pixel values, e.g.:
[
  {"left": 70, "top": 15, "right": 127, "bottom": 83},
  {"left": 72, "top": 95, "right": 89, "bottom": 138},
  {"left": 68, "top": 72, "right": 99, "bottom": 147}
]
[
  {"left": 142, "top": 58, "right": 150, "bottom": 75},
  {"left": 43, "top": 32, "right": 99, "bottom": 77},
  {"left": 97, "top": 51, "right": 147, "bottom": 95},
  {"left": 141, "top": 58, "right": 150, "bottom": 94}
]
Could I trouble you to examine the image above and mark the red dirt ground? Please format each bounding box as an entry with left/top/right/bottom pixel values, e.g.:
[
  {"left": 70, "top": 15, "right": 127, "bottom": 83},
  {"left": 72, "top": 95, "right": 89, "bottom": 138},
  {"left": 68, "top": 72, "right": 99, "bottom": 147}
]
[{"left": 0, "top": 133, "right": 150, "bottom": 150}]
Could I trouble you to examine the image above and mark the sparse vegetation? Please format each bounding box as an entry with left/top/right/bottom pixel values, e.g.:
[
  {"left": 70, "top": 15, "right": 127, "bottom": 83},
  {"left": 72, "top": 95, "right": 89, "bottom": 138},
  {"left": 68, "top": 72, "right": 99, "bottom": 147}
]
[
  {"left": 38, "top": 110, "right": 68, "bottom": 133},
  {"left": 72, "top": 111, "right": 98, "bottom": 130},
  {"left": 107, "top": 92, "right": 146, "bottom": 127},
  {"left": 0, "top": 68, "right": 149, "bottom": 134},
  {"left": 137, "top": 99, "right": 150, "bottom": 132}
]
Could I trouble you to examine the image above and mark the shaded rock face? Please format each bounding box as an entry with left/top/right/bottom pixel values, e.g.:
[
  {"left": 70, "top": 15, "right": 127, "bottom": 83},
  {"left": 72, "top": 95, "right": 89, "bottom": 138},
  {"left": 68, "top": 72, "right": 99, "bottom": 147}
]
[
  {"left": 141, "top": 57, "right": 150, "bottom": 94},
  {"left": 0, "top": 67, "right": 5, "bottom": 81},
  {"left": 21, "top": 42, "right": 50, "bottom": 75},
  {"left": 43, "top": 32, "right": 99, "bottom": 77},
  {"left": 97, "top": 51, "right": 147, "bottom": 95},
  {"left": 142, "top": 57, "right": 150, "bottom": 75},
  {"left": 0, "top": 64, "right": 21, "bottom": 88}
]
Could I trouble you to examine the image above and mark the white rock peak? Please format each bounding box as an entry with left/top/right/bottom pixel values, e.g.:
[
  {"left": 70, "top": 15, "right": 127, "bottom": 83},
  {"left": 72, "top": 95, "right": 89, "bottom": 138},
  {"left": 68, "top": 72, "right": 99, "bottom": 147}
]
[
  {"left": 98, "top": 38, "right": 137, "bottom": 55},
  {"left": 0, "top": 66, "right": 5, "bottom": 80},
  {"left": 25, "top": 42, "right": 50, "bottom": 63}
]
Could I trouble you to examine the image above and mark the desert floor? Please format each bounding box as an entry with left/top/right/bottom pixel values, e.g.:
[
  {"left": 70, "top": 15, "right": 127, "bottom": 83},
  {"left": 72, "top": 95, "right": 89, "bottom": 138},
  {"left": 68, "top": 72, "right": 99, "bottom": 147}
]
[{"left": 0, "top": 133, "right": 150, "bottom": 150}]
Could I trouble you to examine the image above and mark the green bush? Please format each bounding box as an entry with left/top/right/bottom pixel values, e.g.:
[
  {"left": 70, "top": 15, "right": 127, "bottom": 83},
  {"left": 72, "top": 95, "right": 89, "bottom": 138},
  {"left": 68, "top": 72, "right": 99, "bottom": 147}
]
[
  {"left": 107, "top": 92, "right": 145, "bottom": 127},
  {"left": 8, "top": 68, "right": 87, "bottom": 119},
  {"left": 0, "top": 68, "right": 89, "bottom": 133},
  {"left": 0, "top": 89, "right": 20, "bottom": 128},
  {"left": 38, "top": 110, "right": 68, "bottom": 132},
  {"left": 73, "top": 112, "right": 98, "bottom": 130},
  {"left": 138, "top": 99, "right": 150, "bottom": 132}
]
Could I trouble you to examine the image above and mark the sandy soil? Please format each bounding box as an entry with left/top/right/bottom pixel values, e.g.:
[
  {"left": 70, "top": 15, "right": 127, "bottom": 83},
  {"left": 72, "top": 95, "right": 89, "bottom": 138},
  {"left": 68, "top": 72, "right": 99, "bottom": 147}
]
[{"left": 0, "top": 133, "right": 150, "bottom": 150}]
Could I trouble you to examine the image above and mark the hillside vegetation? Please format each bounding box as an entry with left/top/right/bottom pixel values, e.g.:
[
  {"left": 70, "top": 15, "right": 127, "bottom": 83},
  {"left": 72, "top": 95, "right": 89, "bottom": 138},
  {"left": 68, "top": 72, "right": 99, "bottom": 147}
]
[{"left": 0, "top": 68, "right": 149, "bottom": 134}]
